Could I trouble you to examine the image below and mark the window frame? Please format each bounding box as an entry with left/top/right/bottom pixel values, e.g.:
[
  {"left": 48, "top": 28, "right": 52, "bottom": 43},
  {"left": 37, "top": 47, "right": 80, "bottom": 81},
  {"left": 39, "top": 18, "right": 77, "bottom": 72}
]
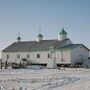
[
  {"left": 37, "top": 54, "right": 40, "bottom": 58},
  {"left": 27, "top": 54, "right": 30, "bottom": 58},
  {"left": 48, "top": 54, "right": 51, "bottom": 58}
]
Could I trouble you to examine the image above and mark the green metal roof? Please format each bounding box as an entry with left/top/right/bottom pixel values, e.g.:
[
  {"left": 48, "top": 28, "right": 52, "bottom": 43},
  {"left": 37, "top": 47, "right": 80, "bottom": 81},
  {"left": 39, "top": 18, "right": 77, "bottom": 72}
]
[
  {"left": 17, "top": 36, "right": 21, "bottom": 40},
  {"left": 60, "top": 28, "right": 67, "bottom": 35},
  {"left": 57, "top": 44, "right": 89, "bottom": 51},
  {"left": 37, "top": 33, "right": 43, "bottom": 37},
  {"left": 57, "top": 44, "right": 81, "bottom": 50}
]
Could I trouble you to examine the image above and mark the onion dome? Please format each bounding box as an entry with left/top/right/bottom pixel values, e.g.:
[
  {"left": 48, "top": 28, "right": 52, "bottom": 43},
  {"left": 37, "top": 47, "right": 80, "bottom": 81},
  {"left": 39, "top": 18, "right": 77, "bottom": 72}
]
[
  {"left": 37, "top": 33, "right": 43, "bottom": 38},
  {"left": 60, "top": 28, "right": 67, "bottom": 35},
  {"left": 17, "top": 36, "right": 21, "bottom": 42}
]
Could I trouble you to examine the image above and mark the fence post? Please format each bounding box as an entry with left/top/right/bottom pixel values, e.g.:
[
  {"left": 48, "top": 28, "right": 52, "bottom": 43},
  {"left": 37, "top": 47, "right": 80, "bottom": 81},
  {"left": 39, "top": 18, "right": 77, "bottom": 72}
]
[{"left": 5, "top": 60, "right": 8, "bottom": 69}]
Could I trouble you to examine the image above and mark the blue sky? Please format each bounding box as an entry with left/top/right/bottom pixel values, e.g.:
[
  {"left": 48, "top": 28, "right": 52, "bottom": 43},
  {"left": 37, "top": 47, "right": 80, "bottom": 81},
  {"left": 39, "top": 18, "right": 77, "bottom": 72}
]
[{"left": 0, "top": 0, "right": 90, "bottom": 57}]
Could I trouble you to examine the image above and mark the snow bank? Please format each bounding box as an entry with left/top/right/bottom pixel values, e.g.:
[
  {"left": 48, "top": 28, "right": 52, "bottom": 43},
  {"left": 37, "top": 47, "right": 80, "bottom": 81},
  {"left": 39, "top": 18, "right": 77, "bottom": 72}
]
[{"left": 0, "top": 68, "right": 90, "bottom": 90}]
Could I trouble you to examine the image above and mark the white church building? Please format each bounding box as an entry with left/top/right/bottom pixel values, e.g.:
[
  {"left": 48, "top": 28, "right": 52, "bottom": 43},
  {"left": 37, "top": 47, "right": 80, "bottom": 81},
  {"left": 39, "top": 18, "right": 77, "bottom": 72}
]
[{"left": 2, "top": 29, "right": 89, "bottom": 68}]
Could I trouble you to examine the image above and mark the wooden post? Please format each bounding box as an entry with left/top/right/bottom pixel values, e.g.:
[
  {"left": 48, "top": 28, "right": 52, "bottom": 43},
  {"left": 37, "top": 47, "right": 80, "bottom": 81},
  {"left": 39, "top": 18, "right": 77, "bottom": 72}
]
[{"left": 5, "top": 60, "right": 8, "bottom": 69}]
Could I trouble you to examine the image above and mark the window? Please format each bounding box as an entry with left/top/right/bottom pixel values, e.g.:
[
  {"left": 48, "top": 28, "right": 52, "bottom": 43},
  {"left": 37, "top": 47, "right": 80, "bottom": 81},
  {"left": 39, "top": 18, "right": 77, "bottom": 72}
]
[
  {"left": 48, "top": 54, "right": 51, "bottom": 58},
  {"left": 27, "top": 54, "right": 30, "bottom": 58},
  {"left": 37, "top": 54, "right": 40, "bottom": 58},
  {"left": 61, "top": 59, "right": 64, "bottom": 61},
  {"left": 17, "top": 54, "right": 20, "bottom": 59},
  {"left": 6, "top": 54, "right": 9, "bottom": 59}
]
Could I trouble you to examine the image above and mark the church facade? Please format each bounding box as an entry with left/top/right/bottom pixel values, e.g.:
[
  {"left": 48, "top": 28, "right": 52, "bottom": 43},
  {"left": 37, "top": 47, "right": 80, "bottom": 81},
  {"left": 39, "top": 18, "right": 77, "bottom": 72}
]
[{"left": 2, "top": 29, "right": 89, "bottom": 68}]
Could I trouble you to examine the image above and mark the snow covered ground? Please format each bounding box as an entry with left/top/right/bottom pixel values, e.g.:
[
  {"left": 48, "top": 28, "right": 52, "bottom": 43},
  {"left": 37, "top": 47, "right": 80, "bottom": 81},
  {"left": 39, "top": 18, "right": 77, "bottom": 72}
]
[{"left": 0, "top": 67, "right": 90, "bottom": 90}]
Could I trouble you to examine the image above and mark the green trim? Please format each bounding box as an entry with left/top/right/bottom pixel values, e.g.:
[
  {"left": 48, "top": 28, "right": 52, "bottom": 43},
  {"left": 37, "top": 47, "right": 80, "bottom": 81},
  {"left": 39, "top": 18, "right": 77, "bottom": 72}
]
[{"left": 56, "top": 48, "right": 72, "bottom": 51}]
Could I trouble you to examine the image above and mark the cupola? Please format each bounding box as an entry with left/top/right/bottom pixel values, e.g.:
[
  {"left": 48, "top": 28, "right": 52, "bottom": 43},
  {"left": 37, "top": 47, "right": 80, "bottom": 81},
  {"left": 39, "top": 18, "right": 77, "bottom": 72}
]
[
  {"left": 58, "top": 28, "right": 67, "bottom": 41},
  {"left": 36, "top": 33, "right": 43, "bottom": 42},
  {"left": 17, "top": 32, "right": 21, "bottom": 42},
  {"left": 36, "top": 27, "right": 43, "bottom": 42}
]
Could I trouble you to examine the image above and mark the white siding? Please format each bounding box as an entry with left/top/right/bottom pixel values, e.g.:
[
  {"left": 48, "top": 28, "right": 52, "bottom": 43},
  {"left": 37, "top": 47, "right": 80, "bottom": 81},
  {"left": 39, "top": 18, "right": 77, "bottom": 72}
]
[
  {"left": 56, "top": 50, "right": 71, "bottom": 64},
  {"left": 30, "top": 51, "right": 51, "bottom": 63},
  {"left": 71, "top": 46, "right": 89, "bottom": 66},
  {"left": 2, "top": 50, "right": 71, "bottom": 64},
  {"left": 3, "top": 46, "right": 88, "bottom": 66},
  {"left": 2, "top": 51, "right": 52, "bottom": 64}
]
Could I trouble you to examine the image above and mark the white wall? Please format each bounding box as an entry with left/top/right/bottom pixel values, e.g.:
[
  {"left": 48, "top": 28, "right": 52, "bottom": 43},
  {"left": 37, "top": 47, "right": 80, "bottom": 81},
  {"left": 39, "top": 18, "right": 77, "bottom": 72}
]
[
  {"left": 2, "top": 51, "right": 51, "bottom": 63},
  {"left": 71, "top": 46, "right": 89, "bottom": 66},
  {"left": 29, "top": 51, "right": 51, "bottom": 63},
  {"left": 56, "top": 50, "right": 71, "bottom": 64},
  {"left": 2, "top": 50, "right": 71, "bottom": 65}
]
